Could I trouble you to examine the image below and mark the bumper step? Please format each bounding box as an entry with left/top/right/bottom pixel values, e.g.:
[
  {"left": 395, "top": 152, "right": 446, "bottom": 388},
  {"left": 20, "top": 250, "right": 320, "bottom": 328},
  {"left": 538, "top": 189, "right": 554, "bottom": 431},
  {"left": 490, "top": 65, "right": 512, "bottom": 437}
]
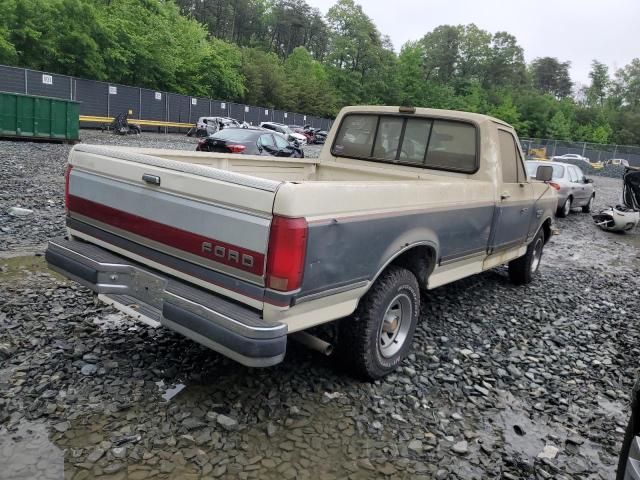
[{"left": 46, "top": 237, "right": 287, "bottom": 367}]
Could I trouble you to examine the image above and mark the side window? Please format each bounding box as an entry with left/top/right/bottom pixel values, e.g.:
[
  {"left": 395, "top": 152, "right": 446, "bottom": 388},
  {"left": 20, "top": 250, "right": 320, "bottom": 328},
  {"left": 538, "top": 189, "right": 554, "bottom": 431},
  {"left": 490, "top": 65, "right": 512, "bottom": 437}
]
[
  {"left": 498, "top": 130, "right": 518, "bottom": 183},
  {"left": 258, "top": 134, "right": 275, "bottom": 149},
  {"left": 568, "top": 167, "right": 579, "bottom": 182},
  {"left": 373, "top": 117, "right": 403, "bottom": 160},
  {"left": 333, "top": 114, "right": 378, "bottom": 158},
  {"left": 425, "top": 121, "right": 477, "bottom": 172},
  {"left": 498, "top": 130, "right": 526, "bottom": 183},
  {"left": 274, "top": 134, "right": 290, "bottom": 149},
  {"left": 575, "top": 167, "right": 585, "bottom": 182},
  {"left": 399, "top": 118, "right": 432, "bottom": 163}
]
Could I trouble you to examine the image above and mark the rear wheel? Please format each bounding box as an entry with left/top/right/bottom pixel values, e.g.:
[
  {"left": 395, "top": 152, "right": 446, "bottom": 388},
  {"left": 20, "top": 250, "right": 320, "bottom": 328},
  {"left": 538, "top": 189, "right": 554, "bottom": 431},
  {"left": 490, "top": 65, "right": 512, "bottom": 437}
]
[
  {"left": 582, "top": 195, "right": 594, "bottom": 213},
  {"left": 557, "top": 196, "right": 572, "bottom": 218},
  {"left": 338, "top": 266, "right": 420, "bottom": 380},
  {"left": 508, "top": 229, "right": 545, "bottom": 285}
]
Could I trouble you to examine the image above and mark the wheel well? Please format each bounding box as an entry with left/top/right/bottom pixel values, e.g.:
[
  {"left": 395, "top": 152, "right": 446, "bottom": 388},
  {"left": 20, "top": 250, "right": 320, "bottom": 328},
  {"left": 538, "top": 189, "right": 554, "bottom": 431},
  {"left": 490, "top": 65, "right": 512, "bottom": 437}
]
[{"left": 387, "top": 245, "right": 436, "bottom": 290}]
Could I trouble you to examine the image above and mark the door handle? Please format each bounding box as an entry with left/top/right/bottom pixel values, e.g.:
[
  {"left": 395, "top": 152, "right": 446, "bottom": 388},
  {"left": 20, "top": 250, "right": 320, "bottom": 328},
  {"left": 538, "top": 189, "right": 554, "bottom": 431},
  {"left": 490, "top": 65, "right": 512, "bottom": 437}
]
[
  {"left": 501, "top": 193, "right": 511, "bottom": 200},
  {"left": 520, "top": 207, "right": 529, "bottom": 214},
  {"left": 142, "top": 173, "right": 161, "bottom": 185}
]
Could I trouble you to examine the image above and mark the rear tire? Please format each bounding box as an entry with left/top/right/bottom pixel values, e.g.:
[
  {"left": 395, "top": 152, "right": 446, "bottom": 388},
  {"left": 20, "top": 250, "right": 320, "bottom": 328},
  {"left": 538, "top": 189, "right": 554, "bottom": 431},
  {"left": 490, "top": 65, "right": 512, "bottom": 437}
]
[
  {"left": 556, "top": 196, "right": 572, "bottom": 218},
  {"left": 508, "top": 229, "right": 545, "bottom": 285},
  {"left": 582, "top": 195, "right": 594, "bottom": 213},
  {"left": 338, "top": 266, "right": 420, "bottom": 380}
]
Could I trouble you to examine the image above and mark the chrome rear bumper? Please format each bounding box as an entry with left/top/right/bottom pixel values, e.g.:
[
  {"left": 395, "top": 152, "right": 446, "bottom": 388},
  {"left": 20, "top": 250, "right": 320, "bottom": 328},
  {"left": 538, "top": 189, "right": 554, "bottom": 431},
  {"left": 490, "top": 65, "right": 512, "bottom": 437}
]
[{"left": 45, "top": 237, "right": 287, "bottom": 367}]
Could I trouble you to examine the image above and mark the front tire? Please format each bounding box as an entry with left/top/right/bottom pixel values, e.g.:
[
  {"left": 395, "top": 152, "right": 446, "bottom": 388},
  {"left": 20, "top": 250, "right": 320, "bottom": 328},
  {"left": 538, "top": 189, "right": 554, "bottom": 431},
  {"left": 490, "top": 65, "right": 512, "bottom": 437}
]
[
  {"left": 557, "top": 196, "right": 572, "bottom": 218},
  {"left": 338, "top": 266, "right": 420, "bottom": 380},
  {"left": 508, "top": 229, "right": 545, "bottom": 285},
  {"left": 582, "top": 195, "right": 594, "bottom": 213}
]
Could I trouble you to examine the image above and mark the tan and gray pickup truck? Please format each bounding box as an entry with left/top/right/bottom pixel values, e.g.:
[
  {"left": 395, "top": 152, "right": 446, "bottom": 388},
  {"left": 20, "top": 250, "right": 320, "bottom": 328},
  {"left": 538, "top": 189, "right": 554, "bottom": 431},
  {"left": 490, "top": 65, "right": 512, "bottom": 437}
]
[{"left": 46, "top": 106, "right": 557, "bottom": 379}]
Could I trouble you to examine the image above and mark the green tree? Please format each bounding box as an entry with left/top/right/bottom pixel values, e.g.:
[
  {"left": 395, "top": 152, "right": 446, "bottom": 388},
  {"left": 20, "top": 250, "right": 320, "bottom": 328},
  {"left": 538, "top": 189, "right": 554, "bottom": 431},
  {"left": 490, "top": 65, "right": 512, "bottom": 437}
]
[
  {"left": 487, "top": 93, "right": 527, "bottom": 133},
  {"left": 420, "top": 25, "right": 460, "bottom": 84},
  {"left": 614, "top": 58, "right": 640, "bottom": 107},
  {"left": 547, "top": 111, "right": 572, "bottom": 139},
  {"left": 530, "top": 57, "right": 573, "bottom": 98},
  {"left": 587, "top": 60, "right": 609, "bottom": 106},
  {"left": 283, "top": 46, "right": 335, "bottom": 116},
  {"left": 485, "top": 32, "right": 526, "bottom": 88}
]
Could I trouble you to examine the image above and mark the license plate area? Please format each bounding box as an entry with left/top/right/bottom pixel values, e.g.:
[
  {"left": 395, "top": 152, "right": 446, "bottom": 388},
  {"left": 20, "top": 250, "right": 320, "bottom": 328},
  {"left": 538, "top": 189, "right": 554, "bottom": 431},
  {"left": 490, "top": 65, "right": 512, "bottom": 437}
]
[{"left": 129, "top": 270, "right": 167, "bottom": 309}]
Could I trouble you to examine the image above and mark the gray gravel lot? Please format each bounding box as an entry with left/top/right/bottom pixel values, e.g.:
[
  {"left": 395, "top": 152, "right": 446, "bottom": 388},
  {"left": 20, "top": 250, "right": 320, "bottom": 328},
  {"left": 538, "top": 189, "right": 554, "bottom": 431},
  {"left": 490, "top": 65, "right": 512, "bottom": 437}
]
[{"left": 0, "top": 131, "right": 639, "bottom": 479}]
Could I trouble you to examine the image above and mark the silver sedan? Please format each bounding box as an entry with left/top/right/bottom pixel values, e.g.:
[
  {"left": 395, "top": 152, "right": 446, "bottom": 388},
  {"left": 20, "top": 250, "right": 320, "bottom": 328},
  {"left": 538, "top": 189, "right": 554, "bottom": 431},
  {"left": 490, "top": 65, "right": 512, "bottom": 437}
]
[{"left": 526, "top": 161, "right": 596, "bottom": 217}]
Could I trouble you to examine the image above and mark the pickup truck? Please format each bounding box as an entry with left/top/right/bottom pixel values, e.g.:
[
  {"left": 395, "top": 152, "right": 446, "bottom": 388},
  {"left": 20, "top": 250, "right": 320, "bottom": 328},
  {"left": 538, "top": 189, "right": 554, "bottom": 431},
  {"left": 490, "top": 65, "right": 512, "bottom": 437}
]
[{"left": 46, "top": 106, "right": 557, "bottom": 379}]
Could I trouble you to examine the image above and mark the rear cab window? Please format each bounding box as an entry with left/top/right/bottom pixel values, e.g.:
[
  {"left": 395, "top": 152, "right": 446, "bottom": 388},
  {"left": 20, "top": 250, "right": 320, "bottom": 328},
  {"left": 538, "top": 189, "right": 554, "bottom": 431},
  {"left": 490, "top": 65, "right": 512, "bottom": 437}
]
[{"left": 331, "top": 114, "right": 478, "bottom": 173}]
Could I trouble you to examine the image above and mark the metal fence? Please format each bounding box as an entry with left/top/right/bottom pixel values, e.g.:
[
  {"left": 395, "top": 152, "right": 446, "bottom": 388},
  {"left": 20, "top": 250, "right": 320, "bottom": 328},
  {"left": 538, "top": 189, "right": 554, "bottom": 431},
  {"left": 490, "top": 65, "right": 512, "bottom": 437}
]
[
  {"left": 521, "top": 138, "right": 640, "bottom": 167},
  {"left": 0, "top": 64, "right": 334, "bottom": 132}
]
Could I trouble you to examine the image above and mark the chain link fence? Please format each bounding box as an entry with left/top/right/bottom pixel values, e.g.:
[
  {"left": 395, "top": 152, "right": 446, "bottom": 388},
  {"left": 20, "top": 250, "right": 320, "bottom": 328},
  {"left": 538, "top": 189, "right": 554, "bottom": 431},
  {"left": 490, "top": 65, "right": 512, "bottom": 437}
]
[
  {"left": 520, "top": 138, "right": 640, "bottom": 166},
  {"left": 0, "top": 64, "right": 334, "bottom": 132}
]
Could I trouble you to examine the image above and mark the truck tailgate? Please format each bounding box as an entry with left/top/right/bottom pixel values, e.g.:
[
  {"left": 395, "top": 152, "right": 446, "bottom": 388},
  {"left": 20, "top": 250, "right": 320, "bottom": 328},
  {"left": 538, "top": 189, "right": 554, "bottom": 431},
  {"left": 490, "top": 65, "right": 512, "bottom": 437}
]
[{"left": 66, "top": 144, "right": 280, "bottom": 306}]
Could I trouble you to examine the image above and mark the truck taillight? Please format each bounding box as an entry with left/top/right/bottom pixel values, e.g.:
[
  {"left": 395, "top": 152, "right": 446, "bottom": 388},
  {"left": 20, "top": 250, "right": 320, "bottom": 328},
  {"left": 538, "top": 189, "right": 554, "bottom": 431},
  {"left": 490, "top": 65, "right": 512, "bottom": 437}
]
[
  {"left": 266, "top": 216, "right": 308, "bottom": 292},
  {"left": 64, "top": 164, "right": 73, "bottom": 211},
  {"left": 549, "top": 182, "right": 561, "bottom": 191}
]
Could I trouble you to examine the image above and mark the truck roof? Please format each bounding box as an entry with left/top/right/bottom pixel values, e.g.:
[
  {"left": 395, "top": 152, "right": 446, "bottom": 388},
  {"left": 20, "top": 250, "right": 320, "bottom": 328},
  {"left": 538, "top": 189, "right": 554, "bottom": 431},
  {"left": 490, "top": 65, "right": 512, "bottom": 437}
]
[{"left": 338, "top": 105, "right": 513, "bottom": 129}]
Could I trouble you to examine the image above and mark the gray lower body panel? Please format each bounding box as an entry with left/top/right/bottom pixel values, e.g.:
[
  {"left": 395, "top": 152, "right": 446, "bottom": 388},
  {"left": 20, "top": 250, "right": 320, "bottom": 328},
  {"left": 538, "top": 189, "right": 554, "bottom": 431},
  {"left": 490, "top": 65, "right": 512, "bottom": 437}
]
[{"left": 45, "top": 237, "right": 287, "bottom": 367}]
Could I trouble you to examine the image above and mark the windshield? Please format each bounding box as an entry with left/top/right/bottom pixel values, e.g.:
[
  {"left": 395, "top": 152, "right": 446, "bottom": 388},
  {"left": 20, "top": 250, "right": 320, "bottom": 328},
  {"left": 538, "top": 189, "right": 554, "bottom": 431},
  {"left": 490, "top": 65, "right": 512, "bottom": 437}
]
[{"left": 526, "top": 162, "right": 564, "bottom": 179}]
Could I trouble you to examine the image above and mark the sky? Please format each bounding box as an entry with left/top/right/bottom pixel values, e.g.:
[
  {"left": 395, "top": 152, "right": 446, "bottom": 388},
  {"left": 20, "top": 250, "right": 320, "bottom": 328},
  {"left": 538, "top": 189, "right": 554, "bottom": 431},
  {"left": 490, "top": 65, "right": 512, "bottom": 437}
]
[{"left": 306, "top": 0, "right": 640, "bottom": 87}]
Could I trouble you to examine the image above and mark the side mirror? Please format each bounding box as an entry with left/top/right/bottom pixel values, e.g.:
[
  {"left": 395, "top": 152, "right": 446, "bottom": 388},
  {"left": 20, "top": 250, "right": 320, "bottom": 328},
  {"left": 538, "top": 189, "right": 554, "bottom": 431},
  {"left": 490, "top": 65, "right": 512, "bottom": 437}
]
[
  {"left": 585, "top": 178, "right": 593, "bottom": 184},
  {"left": 536, "top": 165, "right": 554, "bottom": 182}
]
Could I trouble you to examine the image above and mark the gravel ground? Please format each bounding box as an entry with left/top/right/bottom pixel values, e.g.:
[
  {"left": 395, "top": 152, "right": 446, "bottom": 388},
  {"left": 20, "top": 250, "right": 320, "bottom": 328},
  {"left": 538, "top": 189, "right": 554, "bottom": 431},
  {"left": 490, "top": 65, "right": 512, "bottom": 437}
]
[{"left": 1, "top": 131, "right": 639, "bottom": 480}]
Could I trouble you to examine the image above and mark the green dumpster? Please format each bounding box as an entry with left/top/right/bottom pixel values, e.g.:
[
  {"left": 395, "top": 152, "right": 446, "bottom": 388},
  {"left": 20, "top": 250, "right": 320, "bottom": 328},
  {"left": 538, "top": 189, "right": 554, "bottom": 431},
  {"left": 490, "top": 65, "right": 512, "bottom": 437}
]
[{"left": 0, "top": 91, "right": 80, "bottom": 142}]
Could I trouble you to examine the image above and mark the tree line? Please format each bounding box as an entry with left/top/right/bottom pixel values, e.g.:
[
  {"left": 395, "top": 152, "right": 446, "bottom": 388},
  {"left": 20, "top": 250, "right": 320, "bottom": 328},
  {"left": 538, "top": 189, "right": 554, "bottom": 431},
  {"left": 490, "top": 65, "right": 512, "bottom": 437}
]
[{"left": 1, "top": 0, "right": 639, "bottom": 145}]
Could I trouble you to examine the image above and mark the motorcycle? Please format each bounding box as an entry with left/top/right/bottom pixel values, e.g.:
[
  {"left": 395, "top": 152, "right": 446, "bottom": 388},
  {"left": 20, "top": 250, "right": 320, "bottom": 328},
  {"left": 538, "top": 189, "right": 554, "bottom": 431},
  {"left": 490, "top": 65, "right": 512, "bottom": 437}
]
[
  {"left": 593, "top": 166, "right": 640, "bottom": 232},
  {"left": 110, "top": 112, "right": 141, "bottom": 135}
]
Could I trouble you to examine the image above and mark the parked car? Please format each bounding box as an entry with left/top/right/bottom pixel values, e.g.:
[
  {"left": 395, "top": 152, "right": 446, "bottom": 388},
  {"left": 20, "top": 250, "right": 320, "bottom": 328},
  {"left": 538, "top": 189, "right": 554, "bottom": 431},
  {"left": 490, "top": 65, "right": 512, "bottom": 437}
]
[
  {"left": 259, "top": 122, "right": 307, "bottom": 145},
  {"left": 188, "top": 117, "right": 242, "bottom": 137},
  {"left": 196, "top": 128, "right": 304, "bottom": 158},
  {"left": 46, "top": 106, "right": 557, "bottom": 380},
  {"left": 526, "top": 160, "right": 595, "bottom": 217},
  {"left": 289, "top": 125, "right": 316, "bottom": 144},
  {"left": 617, "top": 378, "right": 640, "bottom": 480},
  {"left": 313, "top": 129, "right": 328, "bottom": 144},
  {"left": 608, "top": 158, "right": 630, "bottom": 167},
  {"left": 551, "top": 153, "right": 590, "bottom": 163}
]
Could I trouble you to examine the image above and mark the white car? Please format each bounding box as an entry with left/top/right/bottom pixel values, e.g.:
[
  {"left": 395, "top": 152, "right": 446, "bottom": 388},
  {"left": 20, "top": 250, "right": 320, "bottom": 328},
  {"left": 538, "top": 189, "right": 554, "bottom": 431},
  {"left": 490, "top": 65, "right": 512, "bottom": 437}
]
[
  {"left": 607, "top": 158, "right": 630, "bottom": 167},
  {"left": 259, "top": 122, "right": 307, "bottom": 145},
  {"left": 551, "top": 153, "right": 590, "bottom": 163}
]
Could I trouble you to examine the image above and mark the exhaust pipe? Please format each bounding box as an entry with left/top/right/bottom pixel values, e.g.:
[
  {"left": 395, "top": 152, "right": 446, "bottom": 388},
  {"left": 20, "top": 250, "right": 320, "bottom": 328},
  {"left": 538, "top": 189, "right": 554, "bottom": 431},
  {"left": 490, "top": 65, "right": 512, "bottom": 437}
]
[{"left": 290, "top": 331, "right": 334, "bottom": 356}]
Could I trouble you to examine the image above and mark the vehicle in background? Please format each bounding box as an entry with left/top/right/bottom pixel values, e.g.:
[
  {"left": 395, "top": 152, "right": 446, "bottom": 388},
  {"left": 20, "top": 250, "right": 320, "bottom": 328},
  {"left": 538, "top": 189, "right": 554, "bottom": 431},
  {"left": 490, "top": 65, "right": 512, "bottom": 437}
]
[
  {"left": 289, "top": 125, "right": 316, "bottom": 144},
  {"left": 593, "top": 166, "right": 640, "bottom": 233},
  {"left": 551, "top": 153, "right": 590, "bottom": 163},
  {"left": 616, "top": 379, "right": 640, "bottom": 480},
  {"left": 526, "top": 160, "right": 595, "bottom": 217},
  {"left": 110, "top": 112, "right": 141, "bottom": 135},
  {"left": 607, "top": 158, "right": 630, "bottom": 167},
  {"left": 188, "top": 117, "right": 242, "bottom": 138},
  {"left": 312, "top": 129, "right": 328, "bottom": 144},
  {"left": 196, "top": 128, "right": 304, "bottom": 158},
  {"left": 259, "top": 122, "right": 307, "bottom": 145}
]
